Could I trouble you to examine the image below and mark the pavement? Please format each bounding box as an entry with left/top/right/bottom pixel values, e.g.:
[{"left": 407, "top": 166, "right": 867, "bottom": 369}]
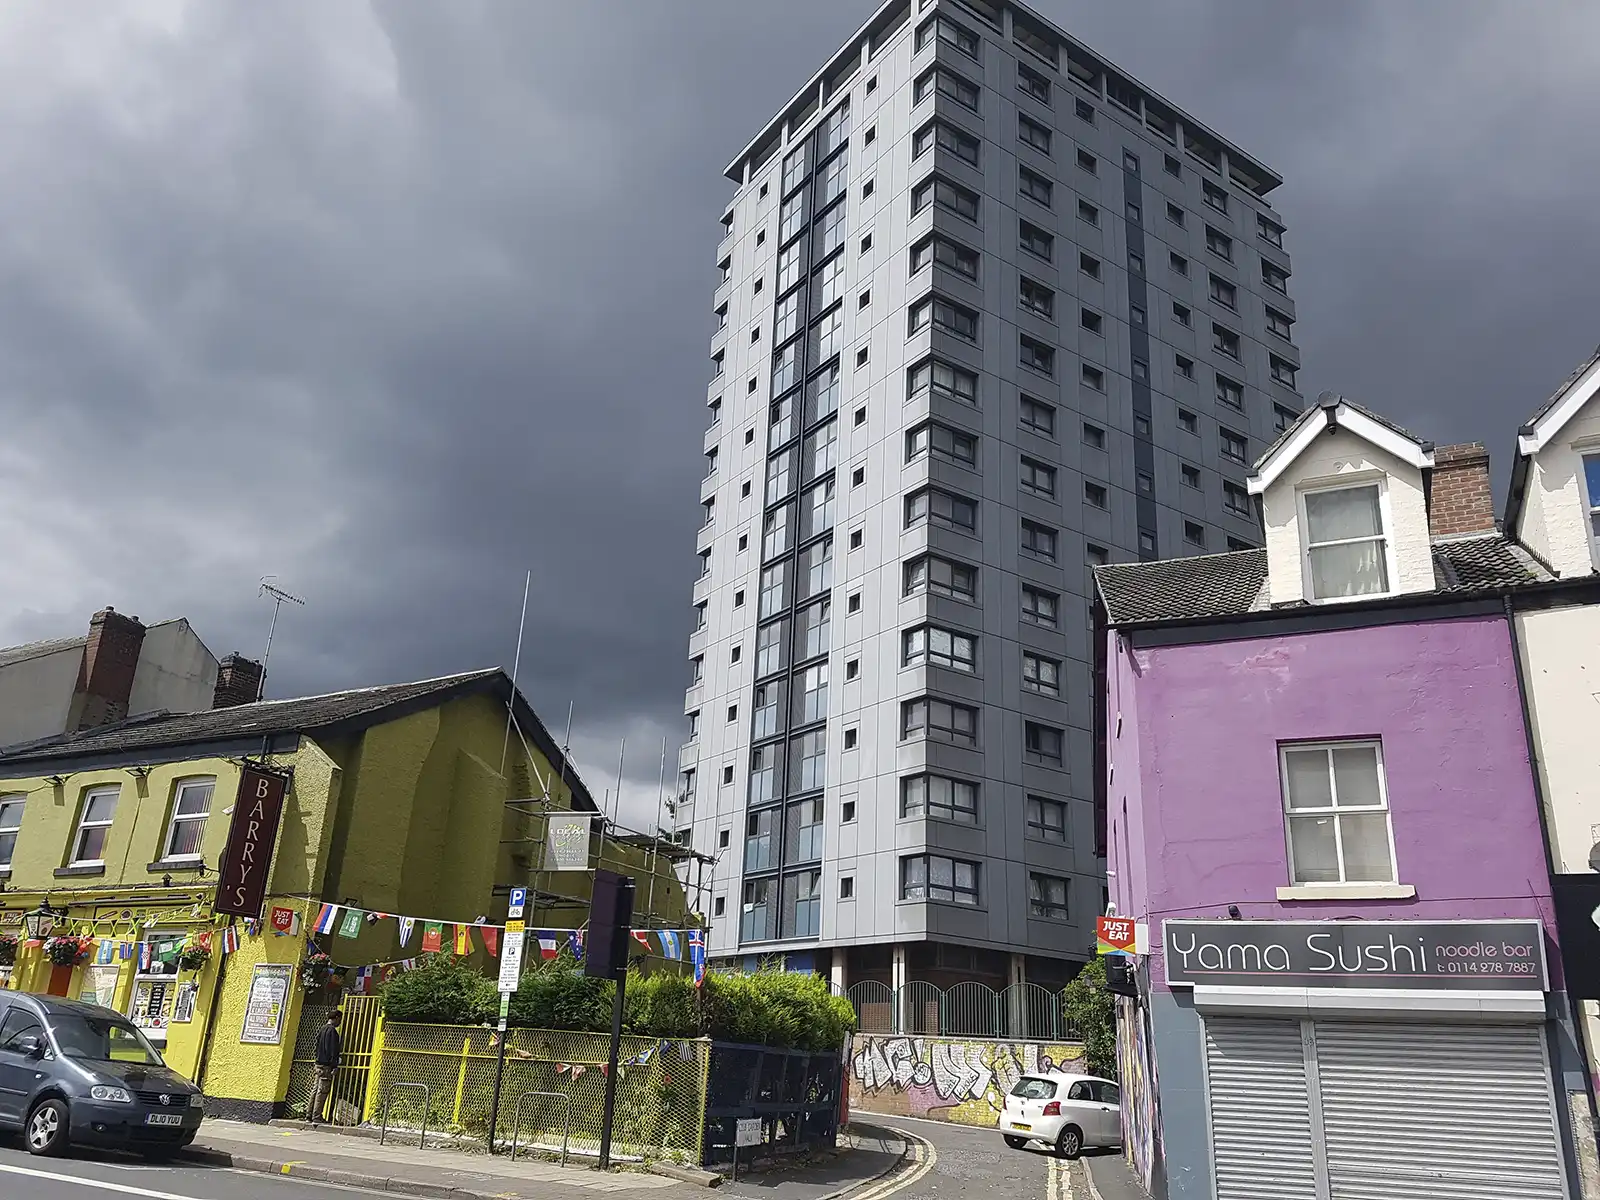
[{"left": 1081, "top": 1151, "right": 1152, "bottom": 1200}]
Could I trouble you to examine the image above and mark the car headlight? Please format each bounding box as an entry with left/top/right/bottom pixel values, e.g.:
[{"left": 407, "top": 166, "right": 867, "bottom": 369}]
[
  {"left": 90, "top": 1086, "right": 133, "bottom": 1103},
  {"left": 190, "top": 1093, "right": 205, "bottom": 1110}
]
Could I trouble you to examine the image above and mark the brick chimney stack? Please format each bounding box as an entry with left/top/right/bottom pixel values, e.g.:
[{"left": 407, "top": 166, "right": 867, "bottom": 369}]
[
  {"left": 1429, "top": 443, "right": 1498, "bottom": 537},
  {"left": 212, "top": 654, "right": 265, "bottom": 708},
  {"left": 68, "top": 607, "right": 147, "bottom": 732}
]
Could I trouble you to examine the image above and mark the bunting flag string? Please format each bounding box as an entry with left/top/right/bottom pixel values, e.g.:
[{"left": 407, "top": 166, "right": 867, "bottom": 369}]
[
  {"left": 480, "top": 926, "right": 499, "bottom": 958},
  {"left": 398, "top": 917, "right": 416, "bottom": 947},
  {"left": 657, "top": 931, "right": 680, "bottom": 960},
  {"left": 453, "top": 924, "right": 473, "bottom": 957},
  {"left": 313, "top": 904, "right": 341, "bottom": 935}
]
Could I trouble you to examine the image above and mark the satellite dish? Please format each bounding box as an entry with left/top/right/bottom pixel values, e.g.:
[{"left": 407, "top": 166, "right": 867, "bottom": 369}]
[{"left": 1589, "top": 842, "right": 1600, "bottom": 872}]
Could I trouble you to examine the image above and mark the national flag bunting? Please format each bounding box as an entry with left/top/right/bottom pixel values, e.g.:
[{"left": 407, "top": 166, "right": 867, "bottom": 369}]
[
  {"left": 138, "top": 942, "right": 154, "bottom": 971},
  {"left": 313, "top": 904, "right": 340, "bottom": 934},
  {"left": 421, "top": 923, "right": 443, "bottom": 954},
  {"left": 119, "top": 942, "right": 134, "bottom": 961},
  {"left": 631, "top": 931, "right": 653, "bottom": 952},
  {"left": 337, "top": 908, "right": 364, "bottom": 939},
  {"left": 688, "top": 929, "right": 707, "bottom": 988},
  {"left": 96, "top": 941, "right": 115, "bottom": 965},
  {"left": 398, "top": 917, "right": 416, "bottom": 947},
  {"left": 538, "top": 932, "right": 560, "bottom": 960},
  {"left": 481, "top": 927, "right": 499, "bottom": 957},
  {"left": 453, "top": 924, "right": 473, "bottom": 956},
  {"left": 658, "top": 931, "right": 681, "bottom": 960},
  {"left": 354, "top": 966, "right": 375, "bottom": 994},
  {"left": 569, "top": 930, "right": 585, "bottom": 962}
]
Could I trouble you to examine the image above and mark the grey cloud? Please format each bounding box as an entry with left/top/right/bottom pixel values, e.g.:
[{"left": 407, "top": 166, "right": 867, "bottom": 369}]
[{"left": 0, "top": 1, "right": 1595, "bottom": 824}]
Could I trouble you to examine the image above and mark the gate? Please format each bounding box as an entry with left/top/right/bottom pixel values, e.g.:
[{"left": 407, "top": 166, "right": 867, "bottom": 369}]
[{"left": 285, "top": 996, "right": 382, "bottom": 1124}]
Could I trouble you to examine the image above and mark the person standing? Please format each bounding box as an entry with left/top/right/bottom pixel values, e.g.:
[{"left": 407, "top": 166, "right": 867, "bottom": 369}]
[{"left": 307, "top": 1010, "right": 343, "bottom": 1124}]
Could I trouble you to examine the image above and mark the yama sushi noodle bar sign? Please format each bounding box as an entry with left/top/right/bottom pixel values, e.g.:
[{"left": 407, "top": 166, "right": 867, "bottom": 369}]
[{"left": 1163, "top": 918, "right": 1547, "bottom": 991}]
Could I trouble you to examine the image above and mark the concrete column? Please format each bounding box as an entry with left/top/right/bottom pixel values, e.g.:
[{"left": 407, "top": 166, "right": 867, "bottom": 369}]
[
  {"left": 1008, "top": 953, "right": 1026, "bottom": 988},
  {"left": 1007, "top": 953, "right": 1027, "bottom": 1039},
  {"left": 892, "top": 944, "right": 908, "bottom": 1034},
  {"left": 830, "top": 948, "right": 848, "bottom": 996}
]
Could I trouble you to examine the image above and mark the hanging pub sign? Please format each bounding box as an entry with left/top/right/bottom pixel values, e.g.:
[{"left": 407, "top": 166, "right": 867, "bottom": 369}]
[
  {"left": 215, "top": 764, "right": 291, "bottom": 919},
  {"left": 543, "top": 814, "right": 593, "bottom": 872}
]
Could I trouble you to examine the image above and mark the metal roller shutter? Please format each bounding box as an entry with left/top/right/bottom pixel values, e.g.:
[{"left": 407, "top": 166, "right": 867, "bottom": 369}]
[
  {"left": 1205, "top": 1018, "right": 1319, "bottom": 1200},
  {"left": 1314, "top": 1021, "right": 1566, "bottom": 1200}
]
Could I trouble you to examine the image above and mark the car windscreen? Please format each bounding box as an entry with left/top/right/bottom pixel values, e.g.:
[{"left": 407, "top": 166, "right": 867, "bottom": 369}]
[
  {"left": 49, "top": 1013, "right": 165, "bottom": 1066},
  {"left": 1009, "top": 1077, "right": 1057, "bottom": 1100}
]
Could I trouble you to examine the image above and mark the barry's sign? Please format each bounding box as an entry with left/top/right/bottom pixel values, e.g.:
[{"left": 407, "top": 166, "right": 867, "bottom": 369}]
[{"left": 214, "top": 765, "right": 290, "bottom": 920}]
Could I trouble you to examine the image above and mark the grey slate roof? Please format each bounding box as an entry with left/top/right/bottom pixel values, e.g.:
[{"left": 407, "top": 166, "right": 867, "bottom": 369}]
[
  {"left": 1521, "top": 344, "right": 1600, "bottom": 430},
  {"left": 0, "top": 668, "right": 599, "bottom": 812},
  {"left": 1097, "top": 534, "right": 1549, "bottom": 627}
]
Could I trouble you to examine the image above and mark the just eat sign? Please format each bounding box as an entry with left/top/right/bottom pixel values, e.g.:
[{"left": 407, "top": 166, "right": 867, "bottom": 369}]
[{"left": 214, "top": 765, "right": 290, "bottom": 919}]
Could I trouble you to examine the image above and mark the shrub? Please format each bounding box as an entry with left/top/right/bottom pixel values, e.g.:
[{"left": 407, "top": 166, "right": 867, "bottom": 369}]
[
  {"left": 379, "top": 954, "right": 496, "bottom": 1025},
  {"left": 1061, "top": 958, "right": 1117, "bottom": 1079},
  {"left": 509, "top": 958, "right": 614, "bottom": 1030},
  {"left": 623, "top": 970, "right": 698, "bottom": 1039}
]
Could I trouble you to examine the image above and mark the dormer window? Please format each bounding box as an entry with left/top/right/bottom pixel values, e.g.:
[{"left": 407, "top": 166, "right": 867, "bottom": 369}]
[{"left": 1303, "top": 484, "right": 1389, "bottom": 599}]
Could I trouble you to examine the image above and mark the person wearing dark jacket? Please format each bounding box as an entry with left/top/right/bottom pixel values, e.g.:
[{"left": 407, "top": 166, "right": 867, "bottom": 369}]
[{"left": 307, "top": 1010, "right": 343, "bottom": 1124}]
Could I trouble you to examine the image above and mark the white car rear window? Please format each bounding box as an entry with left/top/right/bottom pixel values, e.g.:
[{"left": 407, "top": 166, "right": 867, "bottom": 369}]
[{"left": 1010, "top": 1077, "right": 1057, "bottom": 1100}]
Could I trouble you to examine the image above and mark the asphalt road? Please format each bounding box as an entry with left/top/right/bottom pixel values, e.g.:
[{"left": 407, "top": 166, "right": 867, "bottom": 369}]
[
  {"left": 0, "top": 1139, "right": 361, "bottom": 1200},
  {"left": 861, "top": 1116, "right": 1078, "bottom": 1200}
]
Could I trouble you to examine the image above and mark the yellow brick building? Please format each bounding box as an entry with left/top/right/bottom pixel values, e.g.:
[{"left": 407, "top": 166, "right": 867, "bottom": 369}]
[{"left": 0, "top": 668, "right": 692, "bottom": 1120}]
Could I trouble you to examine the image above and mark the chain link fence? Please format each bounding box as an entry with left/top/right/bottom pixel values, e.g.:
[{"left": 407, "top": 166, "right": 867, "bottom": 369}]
[
  {"left": 702, "top": 1042, "right": 841, "bottom": 1166},
  {"left": 369, "top": 1023, "right": 711, "bottom": 1164}
]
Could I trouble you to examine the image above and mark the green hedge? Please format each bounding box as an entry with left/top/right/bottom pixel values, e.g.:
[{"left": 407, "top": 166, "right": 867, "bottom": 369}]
[{"left": 378, "top": 954, "right": 854, "bottom": 1050}]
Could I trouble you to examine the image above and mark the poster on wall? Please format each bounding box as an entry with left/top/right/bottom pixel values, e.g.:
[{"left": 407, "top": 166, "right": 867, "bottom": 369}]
[
  {"left": 240, "top": 963, "right": 293, "bottom": 1045},
  {"left": 173, "top": 982, "right": 198, "bottom": 1024},
  {"left": 79, "top": 966, "right": 120, "bottom": 1008}
]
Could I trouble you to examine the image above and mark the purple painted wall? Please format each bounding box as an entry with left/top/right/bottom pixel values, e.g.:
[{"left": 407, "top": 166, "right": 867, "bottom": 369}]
[{"left": 1106, "top": 614, "right": 1562, "bottom": 988}]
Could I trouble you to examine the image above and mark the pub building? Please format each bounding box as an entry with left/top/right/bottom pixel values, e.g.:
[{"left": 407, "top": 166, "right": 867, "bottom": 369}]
[{"left": 1095, "top": 398, "right": 1594, "bottom": 1198}]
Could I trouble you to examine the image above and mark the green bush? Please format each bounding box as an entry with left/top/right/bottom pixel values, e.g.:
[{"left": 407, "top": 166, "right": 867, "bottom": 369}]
[
  {"left": 378, "top": 954, "right": 497, "bottom": 1025},
  {"left": 1061, "top": 958, "right": 1117, "bottom": 1079},
  {"left": 378, "top": 954, "right": 855, "bottom": 1052}
]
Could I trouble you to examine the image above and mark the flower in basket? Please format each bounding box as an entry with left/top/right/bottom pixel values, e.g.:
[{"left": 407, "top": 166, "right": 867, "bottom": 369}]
[
  {"left": 44, "top": 935, "right": 95, "bottom": 967},
  {"left": 0, "top": 934, "right": 17, "bottom": 967},
  {"left": 176, "top": 937, "right": 212, "bottom": 972},
  {"left": 301, "top": 950, "right": 335, "bottom": 989}
]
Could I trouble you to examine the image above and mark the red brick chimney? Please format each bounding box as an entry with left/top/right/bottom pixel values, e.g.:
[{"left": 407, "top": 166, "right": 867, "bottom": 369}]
[
  {"left": 69, "top": 608, "right": 146, "bottom": 731},
  {"left": 1429, "top": 443, "right": 1497, "bottom": 537},
  {"left": 212, "top": 653, "right": 264, "bottom": 708}
]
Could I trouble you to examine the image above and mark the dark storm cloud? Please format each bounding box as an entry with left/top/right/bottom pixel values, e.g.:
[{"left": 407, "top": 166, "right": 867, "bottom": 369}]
[{"left": 0, "top": 1, "right": 1594, "bottom": 820}]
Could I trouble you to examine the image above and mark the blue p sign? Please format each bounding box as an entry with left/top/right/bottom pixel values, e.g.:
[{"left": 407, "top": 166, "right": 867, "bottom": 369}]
[{"left": 510, "top": 887, "right": 527, "bottom": 910}]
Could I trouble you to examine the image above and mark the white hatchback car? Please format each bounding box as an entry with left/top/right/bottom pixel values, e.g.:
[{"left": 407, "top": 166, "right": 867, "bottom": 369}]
[{"left": 998, "top": 1072, "right": 1122, "bottom": 1159}]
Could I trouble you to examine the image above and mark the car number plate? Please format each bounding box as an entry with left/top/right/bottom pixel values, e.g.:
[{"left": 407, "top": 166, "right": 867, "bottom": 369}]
[
  {"left": 146, "top": 1114, "right": 184, "bottom": 1127},
  {"left": 1010, "top": 1122, "right": 1031, "bottom": 1132}
]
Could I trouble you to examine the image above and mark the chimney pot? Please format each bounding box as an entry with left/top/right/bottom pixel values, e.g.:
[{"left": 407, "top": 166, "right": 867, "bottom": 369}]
[{"left": 70, "top": 609, "right": 147, "bottom": 732}]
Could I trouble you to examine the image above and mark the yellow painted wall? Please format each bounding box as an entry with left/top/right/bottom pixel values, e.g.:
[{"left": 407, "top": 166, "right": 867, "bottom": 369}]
[{"left": 0, "top": 682, "right": 693, "bottom": 1117}]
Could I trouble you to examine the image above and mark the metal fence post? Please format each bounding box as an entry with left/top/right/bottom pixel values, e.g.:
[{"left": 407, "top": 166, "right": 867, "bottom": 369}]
[
  {"left": 362, "top": 1010, "right": 386, "bottom": 1125},
  {"left": 452, "top": 1035, "right": 471, "bottom": 1127}
]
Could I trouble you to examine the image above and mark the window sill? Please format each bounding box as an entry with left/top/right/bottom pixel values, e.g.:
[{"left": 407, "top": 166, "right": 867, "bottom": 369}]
[
  {"left": 148, "top": 859, "right": 205, "bottom": 873},
  {"left": 1276, "top": 883, "right": 1415, "bottom": 902},
  {"left": 55, "top": 863, "right": 106, "bottom": 878}
]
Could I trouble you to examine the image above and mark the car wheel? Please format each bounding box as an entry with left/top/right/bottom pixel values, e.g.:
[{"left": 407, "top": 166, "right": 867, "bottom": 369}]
[
  {"left": 1003, "top": 1135, "right": 1029, "bottom": 1149},
  {"left": 1054, "top": 1125, "right": 1082, "bottom": 1160},
  {"left": 25, "top": 1098, "right": 69, "bottom": 1156}
]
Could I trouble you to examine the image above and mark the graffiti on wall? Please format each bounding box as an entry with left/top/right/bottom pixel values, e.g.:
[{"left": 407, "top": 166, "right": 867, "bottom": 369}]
[
  {"left": 1117, "top": 996, "right": 1162, "bottom": 1192},
  {"left": 849, "top": 1036, "right": 1085, "bottom": 1126}
]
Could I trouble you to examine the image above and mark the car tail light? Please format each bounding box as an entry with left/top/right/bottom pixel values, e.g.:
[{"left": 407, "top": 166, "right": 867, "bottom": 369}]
[{"left": 1043, "top": 1101, "right": 1060, "bottom": 1116}]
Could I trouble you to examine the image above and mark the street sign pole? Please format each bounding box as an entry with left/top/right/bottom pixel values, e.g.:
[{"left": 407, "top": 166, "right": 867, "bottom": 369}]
[
  {"left": 488, "top": 888, "right": 529, "bottom": 1154},
  {"left": 589, "top": 871, "right": 634, "bottom": 1171}
]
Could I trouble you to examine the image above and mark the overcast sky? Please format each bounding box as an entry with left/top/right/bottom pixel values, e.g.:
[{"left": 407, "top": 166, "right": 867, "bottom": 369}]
[{"left": 0, "top": 1, "right": 1595, "bottom": 825}]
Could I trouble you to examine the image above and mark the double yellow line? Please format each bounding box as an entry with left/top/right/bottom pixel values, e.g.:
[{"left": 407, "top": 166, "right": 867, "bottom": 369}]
[
  {"left": 1048, "top": 1153, "right": 1073, "bottom": 1200},
  {"left": 849, "top": 1129, "right": 937, "bottom": 1200}
]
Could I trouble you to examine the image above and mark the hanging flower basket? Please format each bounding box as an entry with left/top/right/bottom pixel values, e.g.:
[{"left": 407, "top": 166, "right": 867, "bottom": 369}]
[
  {"left": 176, "top": 940, "right": 212, "bottom": 972},
  {"left": 44, "top": 935, "right": 94, "bottom": 966},
  {"left": 301, "top": 951, "right": 334, "bottom": 990},
  {"left": 0, "top": 935, "right": 17, "bottom": 966}
]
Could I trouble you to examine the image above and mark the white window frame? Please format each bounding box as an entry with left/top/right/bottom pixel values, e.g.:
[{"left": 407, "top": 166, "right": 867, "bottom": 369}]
[
  {"left": 1278, "top": 740, "right": 1398, "bottom": 886},
  {"left": 162, "top": 777, "right": 214, "bottom": 862},
  {"left": 1297, "top": 478, "right": 1395, "bottom": 603},
  {"left": 0, "top": 795, "right": 23, "bottom": 870},
  {"left": 1580, "top": 451, "right": 1600, "bottom": 569},
  {"left": 71, "top": 786, "right": 120, "bottom": 867}
]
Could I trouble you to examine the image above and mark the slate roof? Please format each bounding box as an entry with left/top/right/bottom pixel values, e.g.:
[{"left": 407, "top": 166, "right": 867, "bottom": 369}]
[
  {"left": 0, "top": 668, "right": 599, "bottom": 812},
  {"left": 1097, "top": 534, "right": 1550, "bottom": 627},
  {"left": 1521, "top": 344, "right": 1600, "bottom": 430}
]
